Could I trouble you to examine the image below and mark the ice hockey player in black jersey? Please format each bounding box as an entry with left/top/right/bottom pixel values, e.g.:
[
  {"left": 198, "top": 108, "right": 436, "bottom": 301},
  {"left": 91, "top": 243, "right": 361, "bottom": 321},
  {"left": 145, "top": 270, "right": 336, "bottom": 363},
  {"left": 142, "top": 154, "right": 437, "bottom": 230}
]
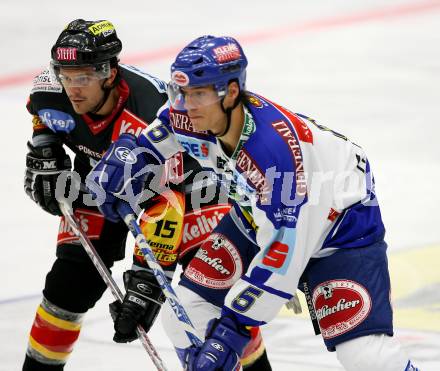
[
  {"left": 22, "top": 19, "right": 172, "bottom": 370},
  {"left": 22, "top": 19, "right": 272, "bottom": 371}
]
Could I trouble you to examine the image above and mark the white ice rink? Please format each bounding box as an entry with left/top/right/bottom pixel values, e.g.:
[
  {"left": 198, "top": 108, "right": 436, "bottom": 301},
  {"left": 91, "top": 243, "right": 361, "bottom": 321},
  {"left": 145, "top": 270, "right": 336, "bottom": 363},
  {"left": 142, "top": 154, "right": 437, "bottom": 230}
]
[{"left": 0, "top": 0, "right": 439, "bottom": 370}]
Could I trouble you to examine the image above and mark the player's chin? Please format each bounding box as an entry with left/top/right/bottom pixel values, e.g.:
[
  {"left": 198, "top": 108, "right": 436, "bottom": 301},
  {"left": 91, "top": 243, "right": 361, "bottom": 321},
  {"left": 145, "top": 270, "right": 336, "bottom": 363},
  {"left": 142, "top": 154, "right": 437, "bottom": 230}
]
[{"left": 71, "top": 102, "right": 90, "bottom": 115}]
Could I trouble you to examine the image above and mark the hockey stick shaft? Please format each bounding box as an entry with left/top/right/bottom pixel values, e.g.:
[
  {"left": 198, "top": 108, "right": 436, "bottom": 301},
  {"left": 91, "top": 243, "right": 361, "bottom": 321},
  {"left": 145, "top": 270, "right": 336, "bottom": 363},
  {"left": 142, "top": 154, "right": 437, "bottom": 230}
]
[
  {"left": 116, "top": 202, "right": 203, "bottom": 347},
  {"left": 58, "top": 200, "right": 168, "bottom": 371}
]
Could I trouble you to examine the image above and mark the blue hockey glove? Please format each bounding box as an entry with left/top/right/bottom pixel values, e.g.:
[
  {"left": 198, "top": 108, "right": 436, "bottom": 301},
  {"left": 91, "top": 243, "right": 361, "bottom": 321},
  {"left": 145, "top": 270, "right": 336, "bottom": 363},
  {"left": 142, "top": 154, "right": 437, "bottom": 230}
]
[
  {"left": 186, "top": 316, "right": 251, "bottom": 371},
  {"left": 85, "top": 133, "right": 155, "bottom": 222}
]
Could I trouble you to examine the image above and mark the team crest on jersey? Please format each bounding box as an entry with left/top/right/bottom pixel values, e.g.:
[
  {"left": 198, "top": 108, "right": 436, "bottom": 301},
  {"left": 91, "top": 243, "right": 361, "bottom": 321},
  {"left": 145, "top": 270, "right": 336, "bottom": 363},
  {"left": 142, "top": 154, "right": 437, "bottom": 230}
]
[
  {"left": 32, "top": 115, "right": 46, "bottom": 131},
  {"left": 247, "top": 94, "right": 264, "bottom": 108},
  {"left": 184, "top": 232, "right": 243, "bottom": 289},
  {"left": 312, "top": 279, "right": 372, "bottom": 339}
]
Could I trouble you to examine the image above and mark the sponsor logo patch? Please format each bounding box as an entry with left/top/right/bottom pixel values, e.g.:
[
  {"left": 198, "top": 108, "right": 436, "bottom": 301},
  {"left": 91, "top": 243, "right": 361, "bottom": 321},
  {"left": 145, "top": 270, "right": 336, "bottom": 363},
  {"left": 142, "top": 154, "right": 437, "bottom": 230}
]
[
  {"left": 273, "top": 206, "right": 298, "bottom": 224},
  {"left": 38, "top": 109, "right": 76, "bottom": 133},
  {"left": 271, "top": 120, "right": 307, "bottom": 196},
  {"left": 88, "top": 21, "right": 115, "bottom": 37},
  {"left": 180, "top": 139, "right": 209, "bottom": 158},
  {"left": 115, "top": 147, "right": 137, "bottom": 164},
  {"left": 137, "top": 283, "right": 152, "bottom": 295},
  {"left": 211, "top": 342, "right": 224, "bottom": 352},
  {"left": 235, "top": 148, "right": 271, "bottom": 202},
  {"left": 184, "top": 232, "right": 242, "bottom": 289},
  {"left": 111, "top": 109, "right": 149, "bottom": 142},
  {"left": 261, "top": 95, "right": 313, "bottom": 143},
  {"left": 57, "top": 209, "right": 105, "bottom": 245},
  {"left": 56, "top": 47, "right": 77, "bottom": 61},
  {"left": 134, "top": 241, "right": 179, "bottom": 267},
  {"left": 75, "top": 145, "right": 104, "bottom": 159},
  {"left": 262, "top": 242, "right": 289, "bottom": 269},
  {"left": 180, "top": 204, "right": 231, "bottom": 256},
  {"left": 31, "top": 70, "right": 63, "bottom": 94},
  {"left": 169, "top": 109, "right": 210, "bottom": 138},
  {"left": 171, "top": 71, "right": 190, "bottom": 87},
  {"left": 213, "top": 43, "right": 241, "bottom": 63},
  {"left": 312, "top": 279, "right": 372, "bottom": 339}
]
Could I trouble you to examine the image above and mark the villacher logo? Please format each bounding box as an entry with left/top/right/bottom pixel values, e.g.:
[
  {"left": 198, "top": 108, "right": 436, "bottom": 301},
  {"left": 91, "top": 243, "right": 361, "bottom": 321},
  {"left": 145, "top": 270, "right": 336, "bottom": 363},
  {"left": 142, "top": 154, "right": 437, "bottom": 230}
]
[
  {"left": 312, "top": 279, "right": 372, "bottom": 339},
  {"left": 184, "top": 232, "right": 243, "bottom": 289}
]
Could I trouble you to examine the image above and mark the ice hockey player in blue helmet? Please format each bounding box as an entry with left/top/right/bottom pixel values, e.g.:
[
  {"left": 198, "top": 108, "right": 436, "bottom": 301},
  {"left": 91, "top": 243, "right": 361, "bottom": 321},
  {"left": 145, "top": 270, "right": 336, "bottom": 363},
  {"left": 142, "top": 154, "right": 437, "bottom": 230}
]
[{"left": 86, "top": 35, "right": 420, "bottom": 371}]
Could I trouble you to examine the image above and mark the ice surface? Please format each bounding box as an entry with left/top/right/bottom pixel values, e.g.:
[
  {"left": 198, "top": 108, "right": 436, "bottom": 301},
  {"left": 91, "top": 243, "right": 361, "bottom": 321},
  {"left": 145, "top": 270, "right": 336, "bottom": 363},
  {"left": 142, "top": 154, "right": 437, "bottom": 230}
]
[{"left": 0, "top": 1, "right": 439, "bottom": 369}]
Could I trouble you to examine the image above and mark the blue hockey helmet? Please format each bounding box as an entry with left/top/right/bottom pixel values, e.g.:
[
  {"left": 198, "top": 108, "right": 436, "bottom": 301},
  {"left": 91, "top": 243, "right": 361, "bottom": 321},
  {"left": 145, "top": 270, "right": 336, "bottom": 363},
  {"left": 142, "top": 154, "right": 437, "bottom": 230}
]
[{"left": 168, "top": 35, "right": 247, "bottom": 110}]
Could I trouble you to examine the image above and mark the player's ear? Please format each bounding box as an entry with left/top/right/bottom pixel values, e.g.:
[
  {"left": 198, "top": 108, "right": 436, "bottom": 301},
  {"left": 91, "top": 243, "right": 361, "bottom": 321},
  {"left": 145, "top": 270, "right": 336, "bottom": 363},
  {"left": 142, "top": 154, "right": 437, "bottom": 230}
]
[
  {"left": 104, "top": 67, "right": 118, "bottom": 88},
  {"left": 226, "top": 81, "right": 240, "bottom": 100},
  {"left": 223, "top": 81, "right": 240, "bottom": 110}
]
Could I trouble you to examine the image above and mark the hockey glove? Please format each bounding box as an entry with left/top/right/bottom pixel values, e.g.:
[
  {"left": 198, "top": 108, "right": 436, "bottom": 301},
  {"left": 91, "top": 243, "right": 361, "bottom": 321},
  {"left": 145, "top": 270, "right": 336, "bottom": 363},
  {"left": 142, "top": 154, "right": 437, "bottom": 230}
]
[
  {"left": 109, "top": 269, "right": 166, "bottom": 343},
  {"left": 186, "top": 316, "right": 251, "bottom": 371},
  {"left": 85, "top": 133, "right": 156, "bottom": 222},
  {"left": 24, "top": 141, "right": 72, "bottom": 216}
]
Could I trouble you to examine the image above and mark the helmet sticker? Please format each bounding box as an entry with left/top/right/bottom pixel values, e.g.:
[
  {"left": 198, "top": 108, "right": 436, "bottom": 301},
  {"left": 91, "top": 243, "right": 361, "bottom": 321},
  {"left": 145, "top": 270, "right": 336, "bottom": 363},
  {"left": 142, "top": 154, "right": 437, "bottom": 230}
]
[
  {"left": 88, "top": 21, "right": 115, "bottom": 37},
  {"left": 171, "top": 71, "right": 190, "bottom": 87},
  {"left": 51, "top": 20, "right": 122, "bottom": 67},
  {"left": 56, "top": 48, "right": 77, "bottom": 61},
  {"left": 213, "top": 43, "right": 241, "bottom": 63}
]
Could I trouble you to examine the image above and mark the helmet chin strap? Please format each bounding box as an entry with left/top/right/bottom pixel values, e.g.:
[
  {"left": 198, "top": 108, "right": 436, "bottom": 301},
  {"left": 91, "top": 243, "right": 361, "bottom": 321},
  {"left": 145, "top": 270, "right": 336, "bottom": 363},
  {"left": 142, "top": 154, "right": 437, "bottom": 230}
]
[
  {"left": 211, "top": 95, "right": 241, "bottom": 138},
  {"left": 89, "top": 79, "right": 112, "bottom": 114}
]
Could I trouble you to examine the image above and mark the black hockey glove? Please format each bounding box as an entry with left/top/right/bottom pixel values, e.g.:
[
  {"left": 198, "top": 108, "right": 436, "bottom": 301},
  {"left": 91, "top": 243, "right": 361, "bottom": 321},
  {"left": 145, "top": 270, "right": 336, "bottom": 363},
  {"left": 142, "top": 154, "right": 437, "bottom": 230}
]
[
  {"left": 109, "top": 269, "right": 166, "bottom": 343},
  {"left": 24, "top": 141, "right": 72, "bottom": 216}
]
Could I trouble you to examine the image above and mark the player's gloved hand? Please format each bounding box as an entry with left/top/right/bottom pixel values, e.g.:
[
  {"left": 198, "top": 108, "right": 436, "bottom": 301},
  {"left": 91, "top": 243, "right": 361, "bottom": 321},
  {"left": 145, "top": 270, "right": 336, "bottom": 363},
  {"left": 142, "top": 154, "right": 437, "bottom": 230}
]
[
  {"left": 185, "top": 316, "right": 251, "bottom": 371},
  {"left": 109, "top": 269, "right": 166, "bottom": 343},
  {"left": 85, "top": 133, "right": 154, "bottom": 222},
  {"left": 24, "top": 141, "right": 72, "bottom": 216}
]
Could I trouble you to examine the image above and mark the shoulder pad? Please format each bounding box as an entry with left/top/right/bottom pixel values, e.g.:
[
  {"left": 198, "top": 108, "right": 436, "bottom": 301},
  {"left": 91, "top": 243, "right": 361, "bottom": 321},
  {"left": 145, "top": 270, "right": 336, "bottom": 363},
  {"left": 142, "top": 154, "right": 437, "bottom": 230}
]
[
  {"left": 31, "top": 69, "right": 63, "bottom": 94},
  {"left": 120, "top": 64, "right": 167, "bottom": 93}
]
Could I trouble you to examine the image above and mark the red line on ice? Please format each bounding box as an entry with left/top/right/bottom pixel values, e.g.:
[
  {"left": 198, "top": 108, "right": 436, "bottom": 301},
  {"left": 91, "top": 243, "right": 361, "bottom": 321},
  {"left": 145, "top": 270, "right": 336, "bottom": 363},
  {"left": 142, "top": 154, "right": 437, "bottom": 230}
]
[{"left": 1, "top": 0, "right": 439, "bottom": 89}]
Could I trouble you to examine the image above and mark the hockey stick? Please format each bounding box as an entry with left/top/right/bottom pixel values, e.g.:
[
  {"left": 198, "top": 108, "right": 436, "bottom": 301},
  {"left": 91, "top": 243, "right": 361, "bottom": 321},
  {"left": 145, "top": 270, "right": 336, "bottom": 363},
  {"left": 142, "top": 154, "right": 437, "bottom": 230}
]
[
  {"left": 116, "top": 201, "right": 203, "bottom": 348},
  {"left": 58, "top": 200, "right": 168, "bottom": 371}
]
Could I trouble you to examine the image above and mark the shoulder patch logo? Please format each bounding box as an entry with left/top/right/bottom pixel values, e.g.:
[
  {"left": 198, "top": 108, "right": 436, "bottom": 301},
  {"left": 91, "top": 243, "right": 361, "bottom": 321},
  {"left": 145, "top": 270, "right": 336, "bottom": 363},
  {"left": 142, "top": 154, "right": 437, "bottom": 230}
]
[
  {"left": 37, "top": 109, "right": 75, "bottom": 133},
  {"left": 31, "top": 70, "right": 63, "bottom": 94},
  {"left": 247, "top": 95, "right": 264, "bottom": 108}
]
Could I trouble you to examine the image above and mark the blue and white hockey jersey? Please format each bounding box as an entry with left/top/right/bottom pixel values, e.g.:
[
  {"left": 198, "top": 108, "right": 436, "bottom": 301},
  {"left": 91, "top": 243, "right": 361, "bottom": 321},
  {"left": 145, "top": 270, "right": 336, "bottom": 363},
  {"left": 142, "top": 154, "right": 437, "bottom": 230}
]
[{"left": 138, "top": 92, "right": 385, "bottom": 326}]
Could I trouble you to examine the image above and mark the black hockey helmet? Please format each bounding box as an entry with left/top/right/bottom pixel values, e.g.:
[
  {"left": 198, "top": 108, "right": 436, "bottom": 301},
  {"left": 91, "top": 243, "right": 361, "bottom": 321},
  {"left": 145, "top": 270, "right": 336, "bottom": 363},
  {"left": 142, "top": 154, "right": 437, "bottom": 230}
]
[{"left": 51, "top": 19, "right": 122, "bottom": 68}]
